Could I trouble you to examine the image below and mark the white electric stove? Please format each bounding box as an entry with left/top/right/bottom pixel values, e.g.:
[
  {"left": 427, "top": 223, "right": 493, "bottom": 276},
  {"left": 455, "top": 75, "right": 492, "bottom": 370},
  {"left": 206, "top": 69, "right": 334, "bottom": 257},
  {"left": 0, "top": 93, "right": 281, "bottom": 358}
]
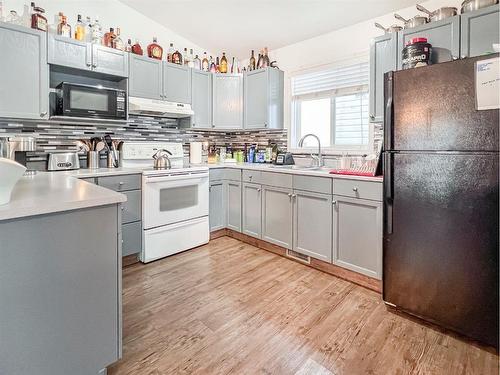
[{"left": 121, "top": 142, "right": 209, "bottom": 263}]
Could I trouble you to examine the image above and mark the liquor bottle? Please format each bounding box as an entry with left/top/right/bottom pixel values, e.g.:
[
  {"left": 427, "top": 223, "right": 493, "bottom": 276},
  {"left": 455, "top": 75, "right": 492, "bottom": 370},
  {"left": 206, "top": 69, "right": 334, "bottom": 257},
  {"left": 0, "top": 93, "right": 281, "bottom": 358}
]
[
  {"left": 188, "top": 48, "right": 195, "bottom": 68},
  {"left": 209, "top": 56, "right": 216, "bottom": 73},
  {"left": 193, "top": 54, "right": 201, "bottom": 70},
  {"left": 147, "top": 37, "right": 163, "bottom": 59},
  {"left": 231, "top": 57, "right": 240, "bottom": 73},
  {"left": 257, "top": 50, "right": 264, "bottom": 69},
  {"left": 84, "top": 16, "right": 92, "bottom": 42},
  {"left": 103, "top": 27, "right": 115, "bottom": 48},
  {"left": 263, "top": 47, "right": 270, "bottom": 68},
  {"left": 60, "top": 15, "right": 71, "bottom": 37},
  {"left": 220, "top": 52, "right": 228, "bottom": 73},
  {"left": 91, "top": 17, "right": 102, "bottom": 44},
  {"left": 21, "top": 3, "right": 31, "bottom": 27},
  {"left": 113, "top": 27, "right": 124, "bottom": 50},
  {"left": 31, "top": 5, "right": 47, "bottom": 31},
  {"left": 172, "top": 49, "right": 182, "bottom": 64},
  {"left": 125, "top": 39, "right": 132, "bottom": 52},
  {"left": 201, "top": 52, "right": 209, "bottom": 71},
  {"left": 249, "top": 50, "right": 256, "bottom": 71},
  {"left": 131, "top": 40, "right": 143, "bottom": 55},
  {"left": 74, "top": 14, "right": 85, "bottom": 41},
  {"left": 215, "top": 56, "right": 220, "bottom": 73},
  {"left": 183, "top": 48, "right": 189, "bottom": 65},
  {"left": 167, "top": 43, "right": 175, "bottom": 63}
]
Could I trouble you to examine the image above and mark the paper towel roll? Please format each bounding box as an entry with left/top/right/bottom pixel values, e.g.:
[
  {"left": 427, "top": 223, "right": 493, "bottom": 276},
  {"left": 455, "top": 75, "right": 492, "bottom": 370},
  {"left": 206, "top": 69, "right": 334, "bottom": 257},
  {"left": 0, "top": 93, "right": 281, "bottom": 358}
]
[{"left": 189, "top": 142, "right": 203, "bottom": 164}]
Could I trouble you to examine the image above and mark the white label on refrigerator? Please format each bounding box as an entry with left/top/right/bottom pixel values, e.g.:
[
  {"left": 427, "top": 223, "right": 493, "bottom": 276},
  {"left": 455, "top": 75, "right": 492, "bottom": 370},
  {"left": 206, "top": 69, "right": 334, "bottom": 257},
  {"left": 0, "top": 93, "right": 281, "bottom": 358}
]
[{"left": 475, "top": 57, "right": 500, "bottom": 110}]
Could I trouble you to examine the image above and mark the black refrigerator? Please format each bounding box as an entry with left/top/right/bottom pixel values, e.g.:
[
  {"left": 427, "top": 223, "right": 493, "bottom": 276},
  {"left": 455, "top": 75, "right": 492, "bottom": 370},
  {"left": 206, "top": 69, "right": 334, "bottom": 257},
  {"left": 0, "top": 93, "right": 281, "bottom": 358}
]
[{"left": 383, "top": 55, "right": 499, "bottom": 348}]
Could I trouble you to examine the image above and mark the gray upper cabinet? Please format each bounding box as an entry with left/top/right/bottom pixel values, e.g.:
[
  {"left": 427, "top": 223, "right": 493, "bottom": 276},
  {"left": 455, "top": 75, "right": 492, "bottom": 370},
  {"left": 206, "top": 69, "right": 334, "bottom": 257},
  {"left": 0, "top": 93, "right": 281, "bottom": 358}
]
[
  {"left": 293, "top": 190, "right": 332, "bottom": 262},
  {"left": 333, "top": 195, "right": 382, "bottom": 279},
  {"left": 92, "top": 44, "right": 128, "bottom": 77},
  {"left": 242, "top": 182, "right": 262, "bottom": 238},
  {"left": 244, "top": 68, "right": 284, "bottom": 129},
  {"left": 209, "top": 180, "right": 226, "bottom": 232},
  {"left": 213, "top": 74, "right": 243, "bottom": 129},
  {"left": 460, "top": 4, "right": 499, "bottom": 58},
  {"left": 191, "top": 69, "right": 213, "bottom": 128},
  {"left": 226, "top": 180, "right": 242, "bottom": 232},
  {"left": 48, "top": 35, "right": 91, "bottom": 71},
  {"left": 261, "top": 185, "right": 293, "bottom": 248},
  {"left": 128, "top": 54, "right": 162, "bottom": 100},
  {"left": 163, "top": 62, "right": 191, "bottom": 104},
  {"left": 397, "top": 16, "right": 461, "bottom": 69},
  {"left": 0, "top": 22, "right": 48, "bottom": 119},
  {"left": 369, "top": 33, "right": 397, "bottom": 123}
]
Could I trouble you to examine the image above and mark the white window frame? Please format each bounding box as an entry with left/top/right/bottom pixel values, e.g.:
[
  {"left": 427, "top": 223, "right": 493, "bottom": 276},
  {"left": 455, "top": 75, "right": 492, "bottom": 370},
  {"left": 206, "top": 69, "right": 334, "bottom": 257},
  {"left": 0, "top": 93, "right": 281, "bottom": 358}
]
[{"left": 289, "top": 59, "right": 373, "bottom": 155}]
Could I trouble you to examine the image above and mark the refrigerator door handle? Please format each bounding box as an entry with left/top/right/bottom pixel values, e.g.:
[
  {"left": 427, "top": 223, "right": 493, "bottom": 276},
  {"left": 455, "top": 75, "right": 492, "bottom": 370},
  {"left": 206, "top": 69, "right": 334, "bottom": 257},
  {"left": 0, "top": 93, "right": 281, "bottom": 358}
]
[
  {"left": 384, "top": 72, "right": 394, "bottom": 151},
  {"left": 383, "top": 152, "right": 394, "bottom": 235}
]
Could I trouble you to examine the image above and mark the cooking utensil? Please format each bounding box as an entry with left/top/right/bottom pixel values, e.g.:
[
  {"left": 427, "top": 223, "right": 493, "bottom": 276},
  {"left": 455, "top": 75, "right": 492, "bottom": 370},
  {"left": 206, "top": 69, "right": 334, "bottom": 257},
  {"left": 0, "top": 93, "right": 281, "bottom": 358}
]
[
  {"left": 95, "top": 141, "right": 106, "bottom": 153},
  {"left": 153, "top": 149, "right": 172, "bottom": 169},
  {"left": 416, "top": 4, "right": 457, "bottom": 22},
  {"left": 76, "top": 140, "right": 89, "bottom": 153},
  {"left": 394, "top": 13, "right": 428, "bottom": 28},
  {"left": 375, "top": 22, "right": 403, "bottom": 34},
  {"left": 103, "top": 135, "right": 119, "bottom": 168},
  {"left": 461, "top": 0, "right": 498, "bottom": 13}
]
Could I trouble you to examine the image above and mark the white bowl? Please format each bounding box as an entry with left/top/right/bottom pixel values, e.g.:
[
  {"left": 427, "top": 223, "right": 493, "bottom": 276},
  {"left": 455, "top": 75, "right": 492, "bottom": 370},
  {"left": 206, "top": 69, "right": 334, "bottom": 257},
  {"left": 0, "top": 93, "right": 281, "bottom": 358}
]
[{"left": 0, "top": 158, "right": 26, "bottom": 205}]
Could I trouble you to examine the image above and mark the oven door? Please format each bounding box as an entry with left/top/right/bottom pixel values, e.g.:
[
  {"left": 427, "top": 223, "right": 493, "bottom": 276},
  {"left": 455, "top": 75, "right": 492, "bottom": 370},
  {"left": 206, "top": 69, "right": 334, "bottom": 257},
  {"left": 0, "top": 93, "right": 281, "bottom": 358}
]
[{"left": 143, "top": 171, "right": 209, "bottom": 230}]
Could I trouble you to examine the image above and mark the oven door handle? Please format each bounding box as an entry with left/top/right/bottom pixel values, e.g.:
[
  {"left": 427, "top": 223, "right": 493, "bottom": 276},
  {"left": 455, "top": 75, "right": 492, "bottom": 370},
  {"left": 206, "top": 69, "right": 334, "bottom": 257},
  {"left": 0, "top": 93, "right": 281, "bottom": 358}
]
[{"left": 144, "top": 172, "right": 209, "bottom": 184}]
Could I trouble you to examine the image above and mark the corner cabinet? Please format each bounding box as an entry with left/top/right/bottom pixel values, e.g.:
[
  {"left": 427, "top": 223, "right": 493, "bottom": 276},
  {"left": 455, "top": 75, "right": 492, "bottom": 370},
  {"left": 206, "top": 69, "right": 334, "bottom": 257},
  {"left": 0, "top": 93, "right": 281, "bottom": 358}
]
[
  {"left": 213, "top": 74, "right": 243, "bottom": 129},
  {"left": 369, "top": 33, "right": 397, "bottom": 123},
  {"left": 460, "top": 4, "right": 500, "bottom": 58},
  {"left": 191, "top": 70, "right": 213, "bottom": 128},
  {"left": 0, "top": 22, "right": 48, "bottom": 119},
  {"left": 128, "top": 54, "right": 162, "bottom": 99},
  {"left": 244, "top": 68, "right": 284, "bottom": 129}
]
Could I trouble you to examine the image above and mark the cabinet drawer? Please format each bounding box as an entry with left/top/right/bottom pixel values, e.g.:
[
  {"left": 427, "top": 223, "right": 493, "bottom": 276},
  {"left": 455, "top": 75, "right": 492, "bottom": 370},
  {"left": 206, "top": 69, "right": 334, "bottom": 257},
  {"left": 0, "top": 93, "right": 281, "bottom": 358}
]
[
  {"left": 121, "top": 190, "right": 141, "bottom": 224},
  {"left": 98, "top": 174, "right": 142, "bottom": 192},
  {"left": 293, "top": 175, "right": 332, "bottom": 194},
  {"left": 242, "top": 170, "right": 262, "bottom": 184},
  {"left": 224, "top": 168, "right": 241, "bottom": 181},
  {"left": 260, "top": 171, "right": 292, "bottom": 188},
  {"left": 209, "top": 168, "right": 225, "bottom": 181},
  {"left": 122, "top": 221, "right": 142, "bottom": 256},
  {"left": 333, "top": 179, "right": 382, "bottom": 201}
]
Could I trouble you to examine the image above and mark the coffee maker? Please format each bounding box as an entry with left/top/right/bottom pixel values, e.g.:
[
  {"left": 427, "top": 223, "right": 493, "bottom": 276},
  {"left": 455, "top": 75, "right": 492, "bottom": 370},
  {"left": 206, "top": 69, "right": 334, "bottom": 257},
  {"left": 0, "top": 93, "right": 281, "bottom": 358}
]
[{"left": 0, "top": 135, "right": 37, "bottom": 166}]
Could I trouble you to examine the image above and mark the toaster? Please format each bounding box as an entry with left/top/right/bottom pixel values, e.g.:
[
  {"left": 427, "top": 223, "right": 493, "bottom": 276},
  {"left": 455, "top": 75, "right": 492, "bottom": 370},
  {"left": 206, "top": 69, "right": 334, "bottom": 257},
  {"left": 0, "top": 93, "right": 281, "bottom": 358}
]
[{"left": 47, "top": 152, "right": 80, "bottom": 171}]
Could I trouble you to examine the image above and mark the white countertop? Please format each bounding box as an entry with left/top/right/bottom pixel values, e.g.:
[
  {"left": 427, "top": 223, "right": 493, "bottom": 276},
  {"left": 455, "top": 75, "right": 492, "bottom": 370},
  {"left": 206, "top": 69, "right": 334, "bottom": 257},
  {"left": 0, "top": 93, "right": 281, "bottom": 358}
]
[
  {"left": 58, "top": 167, "right": 146, "bottom": 178},
  {"left": 0, "top": 172, "right": 127, "bottom": 221}
]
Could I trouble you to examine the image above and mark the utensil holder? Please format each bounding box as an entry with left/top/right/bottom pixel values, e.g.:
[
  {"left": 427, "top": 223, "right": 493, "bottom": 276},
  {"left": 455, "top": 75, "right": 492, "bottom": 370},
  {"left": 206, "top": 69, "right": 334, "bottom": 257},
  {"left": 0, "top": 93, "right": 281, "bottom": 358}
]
[
  {"left": 107, "top": 151, "right": 120, "bottom": 168},
  {"left": 87, "top": 151, "right": 99, "bottom": 169}
]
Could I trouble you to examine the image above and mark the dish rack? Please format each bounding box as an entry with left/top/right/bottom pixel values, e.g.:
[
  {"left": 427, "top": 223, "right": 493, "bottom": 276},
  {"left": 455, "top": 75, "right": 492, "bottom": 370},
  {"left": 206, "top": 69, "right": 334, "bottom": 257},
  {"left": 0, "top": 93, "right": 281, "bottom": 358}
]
[{"left": 329, "top": 150, "right": 382, "bottom": 177}]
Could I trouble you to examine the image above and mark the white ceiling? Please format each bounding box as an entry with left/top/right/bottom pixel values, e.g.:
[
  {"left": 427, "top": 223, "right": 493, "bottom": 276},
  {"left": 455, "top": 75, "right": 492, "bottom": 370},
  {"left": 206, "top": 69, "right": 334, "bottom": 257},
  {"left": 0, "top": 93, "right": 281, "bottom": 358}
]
[{"left": 119, "top": 0, "right": 419, "bottom": 59}]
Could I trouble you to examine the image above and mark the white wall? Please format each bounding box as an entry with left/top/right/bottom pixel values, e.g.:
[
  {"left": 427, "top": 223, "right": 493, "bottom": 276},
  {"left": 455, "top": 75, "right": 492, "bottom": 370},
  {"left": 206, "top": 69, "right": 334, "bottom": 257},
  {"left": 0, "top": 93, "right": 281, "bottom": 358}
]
[
  {"left": 265, "top": 0, "right": 462, "bottom": 132},
  {"left": 3, "top": 0, "right": 210, "bottom": 56}
]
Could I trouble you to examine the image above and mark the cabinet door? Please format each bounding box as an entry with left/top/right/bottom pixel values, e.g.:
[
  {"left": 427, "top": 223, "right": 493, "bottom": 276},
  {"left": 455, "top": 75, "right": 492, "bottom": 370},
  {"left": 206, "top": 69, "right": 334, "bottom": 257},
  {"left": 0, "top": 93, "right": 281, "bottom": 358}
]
[
  {"left": 333, "top": 195, "right": 382, "bottom": 279},
  {"left": 0, "top": 23, "right": 48, "bottom": 119},
  {"left": 245, "top": 69, "right": 268, "bottom": 129},
  {"left": 460, "top": 4, "right": 499, "bottom": 58},
  {"left": 397, "top": 16, "right": 460, "bottom": 69},
  {"left": 213, "top": 74, "right": 243, "bottom": 129},
  {"left": 209, "top": 181, "right": 225, "bottom": 232},
  {"left": 226, "top": 180, "right": 241, "bottom": 232},
  {"left": 192, "top": 70, "right": 212, "bottom": 128},
  {"left": 261, "top": 186, "right": 293, "bottom": 248},
  {"left": 242, "top": 182, "right": 262, "bottom": 238},
  {"left": 293, "top": 191, "right": 332, "bottom": 262},
  {"left": 122, "top": 221, "right": 142, "bottom": 256},
  {"left": 48, "top": 35, "right": 91, "bottom": 70},
  {"left": 369, "top": 33, "right": 397, "bottom": 123},
  {"left": 163, "top": 62, "right": 191, "bottom": 104},
  {"left": 128, "top": 54, "right": 162, "bottom": 100},
  {"left": 92, "top": 44, "right": 128, "bottom": 77}
]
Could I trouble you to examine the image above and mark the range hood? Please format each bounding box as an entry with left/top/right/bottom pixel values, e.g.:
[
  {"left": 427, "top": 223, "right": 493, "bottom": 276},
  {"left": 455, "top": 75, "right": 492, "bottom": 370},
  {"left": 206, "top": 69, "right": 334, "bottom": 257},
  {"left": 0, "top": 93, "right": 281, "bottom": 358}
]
[{"left": 128, "top": 97, "right": 194, "bottom": 119}]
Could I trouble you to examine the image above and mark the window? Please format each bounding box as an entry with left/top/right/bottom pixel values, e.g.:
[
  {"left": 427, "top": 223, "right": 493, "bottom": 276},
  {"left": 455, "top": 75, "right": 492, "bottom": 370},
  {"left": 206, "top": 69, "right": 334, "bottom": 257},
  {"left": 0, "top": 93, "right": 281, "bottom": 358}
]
[{"left": 291, "top": 61, "right": 371, "bottom": 152}]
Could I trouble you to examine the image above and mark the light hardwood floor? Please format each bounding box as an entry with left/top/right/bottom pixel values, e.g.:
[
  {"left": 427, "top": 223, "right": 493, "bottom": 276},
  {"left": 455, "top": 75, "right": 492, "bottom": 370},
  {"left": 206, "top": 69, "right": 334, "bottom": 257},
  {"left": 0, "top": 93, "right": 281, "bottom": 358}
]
[{"left": 108, "top": 236, "right": 499, "bottom": 375}]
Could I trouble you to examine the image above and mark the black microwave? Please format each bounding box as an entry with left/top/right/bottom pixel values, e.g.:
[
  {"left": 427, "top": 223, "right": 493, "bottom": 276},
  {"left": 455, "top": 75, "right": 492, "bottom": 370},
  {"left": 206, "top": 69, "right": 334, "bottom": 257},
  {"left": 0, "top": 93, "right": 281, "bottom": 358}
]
[{"left": 56, "top": 82, "right": 126, "bottom": 120}]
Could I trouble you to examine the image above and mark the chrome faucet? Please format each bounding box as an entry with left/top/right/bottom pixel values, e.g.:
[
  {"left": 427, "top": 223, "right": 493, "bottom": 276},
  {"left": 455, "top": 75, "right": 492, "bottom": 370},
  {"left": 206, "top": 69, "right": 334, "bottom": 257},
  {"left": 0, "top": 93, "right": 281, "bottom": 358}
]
[{"left": 298, "top": 133, "right": 323, "bottom": 168}]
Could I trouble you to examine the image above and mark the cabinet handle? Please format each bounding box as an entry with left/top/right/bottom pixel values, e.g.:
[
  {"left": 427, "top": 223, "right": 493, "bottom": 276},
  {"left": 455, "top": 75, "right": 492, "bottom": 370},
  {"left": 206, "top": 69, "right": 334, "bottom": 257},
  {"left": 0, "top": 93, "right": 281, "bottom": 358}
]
[
  {"left": 40, "top": 111, "right": 47, "bottom": 117},
  {"left": 248, "top": 175, "right": 253, "bottom": 180},
  {"left": 369, "top": 115, "right": 375, "bottom": 120},
  {"left": 92, "top": 64, "right": 97, "bottom": 68},
  {"left": 352, "top": 187, "right": 358, "bottom": 192},
  {"left": 121, "top": 206, "right": 124, "bottom": 210},
  {"left": 288, "top": 193, "right": 292, "bottom": 197},
  {"left": 119, "top": 182, "right": 124, "bottom": 186},
  {"left": 332, "top": 200, "right": 337, "bottom": 205},
  {"left": 257, "top": 188, "right": 261, "bottom": 192},
  {"left": 86, "top": 63, "right": 91, "bottom": 67}
]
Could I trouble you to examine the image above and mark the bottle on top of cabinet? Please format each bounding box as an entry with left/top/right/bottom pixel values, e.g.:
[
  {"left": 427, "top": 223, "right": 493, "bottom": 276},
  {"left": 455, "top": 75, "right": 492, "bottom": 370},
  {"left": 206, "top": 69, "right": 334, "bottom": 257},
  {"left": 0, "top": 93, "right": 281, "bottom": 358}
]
[
  {"left": 91, "top": 17, "right": 102, "bottom": 44},
  {"left": 256, "top": 50, "right": 264, "bottom": 69},
  {"left": 215, "top": 56, "right": 220, "bottom": 72},
  {"left": 103, "top": 27, "right": 115, "bottom": 48},
  {"left": 132, "top": 40, "right": 143, "bottom": 55},
  {"left": 20, "top": 3, "right": 31, "bottom": 27},
  {"left": 57, "top": 14, "right": 71, "bottom": 38},
  {"left": 167, "top": 43, "right": 175, "bottom": 62},
  {"left": 202, "top": 52, "right": 209, "bottom": 71},
  {"left": 125, "top": 38, "right": 132, "bottom": 52},
  {"left": 74, "top": 14, "right": 85, "bottom": 41},
  {"left": 262, "top": 47, "right": 270, "bottom": 68},
  {"left": 249, "top": 50, "right": 256, "bottom": 71},
  {"left": 183, "top": 47, "right": 189, "bottom": 65},
  {"left": 219, "top": 52, "right": 228, "bottom": 73},
  {"left": 113, "top": 27, "right": 124, "bottom": 50},
  {"left": 193, "top": 54, "right": 201, "bottom": 70},
  {"left": 84, "top": 16, "right": 92, "bottom": 42},
  {"left": 172, "top": 49, "right": 183, "bottom": 64},
  {"left": 31, "top": 5, "right": 47, "bottom": 31},
  {"left": 147, "top": 37, "right": 163, "bottom": 59},
  {"left": 188, "top": 48, "right": 195, "bottom": 68}
]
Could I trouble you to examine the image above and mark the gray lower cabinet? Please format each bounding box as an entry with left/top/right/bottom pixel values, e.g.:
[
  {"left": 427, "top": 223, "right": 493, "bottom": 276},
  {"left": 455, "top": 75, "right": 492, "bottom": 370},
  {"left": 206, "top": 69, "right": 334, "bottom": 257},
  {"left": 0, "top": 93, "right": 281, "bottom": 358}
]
[
  {"left": 369, "top": 32, "right": 397, "bottom": 123},
  {"left": 121, "top": 190, "right": 141, "bottom": 224},
  {"left": 128, "top": 54, "right": 162, "bottom": 99},
  {"left": 122, "top": 221, "right": 142, "bottom": 257},
  {"left": 213, "top": 74, "right": 243, "bottom": 129},
  {"left": 226, "top": 180, "right": 242, "bottom": 232},
  {"left": 261, "top": 185, "right": 293, "bottom": 248},
  {"left": 293, "top": 190, "right": 332, "bottom": 262},
  {"left": 460, "top": 4, "right": 499, "bottom": 58},
  {"left": 209, "top": 180, "right": 226, "bottom": 231},
  {"left": 163, "top": 62, "right": 191, "bottom": 104},
  {"left": 242, "top": 182, "right": 262, "bottom": 238},
  {"left": 191, "top": 69, "right": 213, "bottom": 128},
  {"left": 244, "top": 68, "right": 284, "bottom": 129},
  {"left": 397, "top": 16, "right": 461, "bottom": 69},
  {"left": 0, "top": 22, "right": 48, "bottom": 119},
  {"left": 333, "top": 195, "right": 382, "bottom": 279}
]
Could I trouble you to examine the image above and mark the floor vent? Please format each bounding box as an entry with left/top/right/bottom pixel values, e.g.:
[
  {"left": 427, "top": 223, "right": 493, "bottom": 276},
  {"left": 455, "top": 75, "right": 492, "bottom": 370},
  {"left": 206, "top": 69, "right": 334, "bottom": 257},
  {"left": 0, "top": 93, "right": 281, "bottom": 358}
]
[{"left": 286, "top": 249, "right": 311, "bottom": 264}]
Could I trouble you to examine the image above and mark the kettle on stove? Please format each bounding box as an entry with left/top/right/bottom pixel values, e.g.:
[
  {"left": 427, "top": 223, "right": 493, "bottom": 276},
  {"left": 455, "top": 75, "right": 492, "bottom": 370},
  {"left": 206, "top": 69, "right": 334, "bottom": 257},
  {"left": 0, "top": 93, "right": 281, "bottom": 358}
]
[{"left": 153, "top": 149, "right": 172, "bottom": 169}]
